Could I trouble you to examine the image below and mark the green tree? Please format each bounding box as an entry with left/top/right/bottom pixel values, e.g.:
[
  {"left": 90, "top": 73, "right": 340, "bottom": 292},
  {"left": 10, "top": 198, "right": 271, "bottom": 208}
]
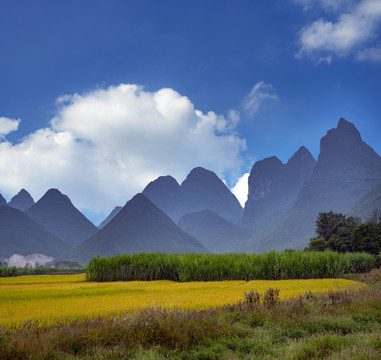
[
  {"left": 367, "top": 209, "right": 381, "bottom": 229},
  {"left": 308, "top": 212, "right": 359, "bottom": 252},
  {"left": 315, "top": 211, "right": 346, "bottom": 241},
  {"left": 305, "top": 237, "right": 327, "bottom": 251},
  {"left": 351, "top": 223, "right": 381, "bottom": 255}
]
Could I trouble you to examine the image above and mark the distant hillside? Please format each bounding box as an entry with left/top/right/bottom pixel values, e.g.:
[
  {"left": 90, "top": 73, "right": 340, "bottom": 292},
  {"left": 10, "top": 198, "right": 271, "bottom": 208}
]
[
  {"left": 348, "top": 182, "right": 381, "bottom": 221},
  {"left": 143, "top": 167, "right": 243, "bottom": 223},
  {"left": 26, "top": 189, "right": 98, "bottom": 246},
  {"left": 0, "top": 206, "right": 70, "bottom": 258},
  {"left": 178, "top": 210, "right": 251, "bottom": 253},
  {"left": 98, "top": 206, "right": 122, "bottom": 229},
  {"left": 67, "top": 193, "right": 209, "bottom": 263},
  {"left": 0, "top": 194, "right": 7, "bottom": 207},
  {"left": 142, "top": 175, "right": 182, "bottom": 221},
  {"left": 8, "top": 189, "right": 35, "bottom": 211},
  {"left": 249, "top": 118, "right": 381, "bottom": 252},
  {"left": 240, "top": 146, "right": 316, "bottom": 232}
]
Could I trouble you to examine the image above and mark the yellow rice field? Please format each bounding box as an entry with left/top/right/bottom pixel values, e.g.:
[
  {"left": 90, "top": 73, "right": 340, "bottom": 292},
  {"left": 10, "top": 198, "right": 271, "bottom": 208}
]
[{"left": 0, "top": 274, "right": 363, "bottom": 327}]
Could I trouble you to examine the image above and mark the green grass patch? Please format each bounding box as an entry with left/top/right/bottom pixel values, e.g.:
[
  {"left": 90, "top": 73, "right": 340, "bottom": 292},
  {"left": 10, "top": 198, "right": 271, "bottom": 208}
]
[{"left": 86, "top": 251, "right": 374, "bottom": 282}]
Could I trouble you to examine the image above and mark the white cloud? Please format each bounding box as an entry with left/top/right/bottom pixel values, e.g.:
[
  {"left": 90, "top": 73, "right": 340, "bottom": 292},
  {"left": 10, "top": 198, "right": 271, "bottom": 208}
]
[
  {"left": 315, "top": 55, "right": 333, "bottom": 65},
  {"left": 356, "top": 46, "right": 381, "bottom": 61},
  {"left": 0, "top": 84, "right": 247, "bottom": 216},
  {"left": 0, "top": 117, "right": 20, "bottom": 137},
  {"left": 296, "top": 0, "right": 381, "bottom": 62},
  {"left": 231, "top": 173, "right": 250, "bottom": 207},
  {"left": 242, "top": 82, "right": 279, "bottom": 117}
]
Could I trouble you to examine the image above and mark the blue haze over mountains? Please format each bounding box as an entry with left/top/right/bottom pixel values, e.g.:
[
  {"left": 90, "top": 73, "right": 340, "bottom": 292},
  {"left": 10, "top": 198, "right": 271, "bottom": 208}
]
[{"left": 1, "top": 118, "right": 381, "bottom": 263}]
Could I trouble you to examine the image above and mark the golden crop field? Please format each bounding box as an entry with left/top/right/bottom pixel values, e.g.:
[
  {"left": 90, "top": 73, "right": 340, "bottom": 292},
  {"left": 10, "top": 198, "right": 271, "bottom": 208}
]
[{"left": 0, "top": 274, "right": 364, "bottom": 327}]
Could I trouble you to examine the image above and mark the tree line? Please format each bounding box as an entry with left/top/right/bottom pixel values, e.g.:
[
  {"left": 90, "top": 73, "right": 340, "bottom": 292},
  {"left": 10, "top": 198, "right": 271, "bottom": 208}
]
[{"left": 305, "top": 209, "right": 381, "bottom": 265}]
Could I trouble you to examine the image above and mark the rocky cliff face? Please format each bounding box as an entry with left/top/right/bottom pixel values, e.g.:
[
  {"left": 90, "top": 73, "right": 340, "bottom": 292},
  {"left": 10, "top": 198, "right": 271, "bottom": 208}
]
[
  {"left": 240, "top": 146, "right": 316, "bottom": 232},
  {"left": 5, "top": 253, "right": 54, "bottom": 268}
]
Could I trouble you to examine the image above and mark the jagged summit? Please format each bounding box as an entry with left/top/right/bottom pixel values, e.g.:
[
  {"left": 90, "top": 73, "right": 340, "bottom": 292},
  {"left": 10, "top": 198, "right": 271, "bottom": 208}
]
[
  {"left": 26, "top": 188, "right": 98, "bottom": 246},
  {"left": 240, "top": 146, "right": 316, "bottom": 231},
  {"left": 182, "top": 167, "right": 220, "bottom": 185},
  {"left": 146, "top": 175, "right": 181, "bottom": 189},
  {"left": 322, "top": 118, "right": 362, "bottom": 153},
  {"left": 143, "top": 175, "right": 182, "bottom": 221},
  {"left": 288, "top": 146, "right": 314, "bottom": 161},
  {"left": 251, "top": 156, "right": 283, "bottom": 172},
  {"left": 337, "top": 117, "right": 360, "bottom": 134},
  {"left": 8, "top": 189, "right": 35, "bottom": 211},
  {"left": 316, "top": 117, "right": 380, "bottom": 173},
  {"left": 143, "top": 175, "right": 181, "bottom": 197},
  {"left": 181, "top": 167, "right": 243, "bottom": 223},
  {"left": 42, "top": 188, "right": 71, "bottom": 202}
]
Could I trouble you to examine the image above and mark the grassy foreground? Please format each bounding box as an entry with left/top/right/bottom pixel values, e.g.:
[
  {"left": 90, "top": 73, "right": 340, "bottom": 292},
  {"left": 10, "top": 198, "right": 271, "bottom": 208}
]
[
  {"left": 0, "top": 274, "right": 362, "bottom": 327},
  {"left": 0, "top": 271, "right": 380, "bottom": 359}
]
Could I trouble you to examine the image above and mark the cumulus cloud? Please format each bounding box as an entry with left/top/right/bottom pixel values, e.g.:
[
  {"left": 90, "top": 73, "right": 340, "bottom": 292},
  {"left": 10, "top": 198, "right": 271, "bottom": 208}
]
[
  {"left": 295, "top": 0, "right": 381, "bottom": 62},
  {"left": 0, "top": 117, "right": 20, "bottom": 137},
  {"left": 242, "top": 82, "right": 279, "bottom": 117},
  {"left": 0, "top": 84, "right": 246, "bottom": 217},
  {"left": 231, "top": 173, "right": 250, "bottom": 207}
]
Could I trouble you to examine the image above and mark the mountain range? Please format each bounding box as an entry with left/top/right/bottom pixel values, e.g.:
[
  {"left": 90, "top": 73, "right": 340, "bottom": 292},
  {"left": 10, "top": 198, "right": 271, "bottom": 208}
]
[
  {"left": 246, "top": 118, "right": 381, "bottom": 252},
  {"left": 142, "top": 167, "right": 243, "bottom": 223},
  {"left": 1, "top": 118, "right": 380, "bottom": 264}
]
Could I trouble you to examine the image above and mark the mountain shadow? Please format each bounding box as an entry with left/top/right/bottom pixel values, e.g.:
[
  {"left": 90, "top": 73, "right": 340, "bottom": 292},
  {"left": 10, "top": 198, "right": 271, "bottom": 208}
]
[
  {"left": 348, "top": 182, "right": 381, "bottom": 221},
  {"left": 178, "top": 210, "right": 251, "bottom": 253}
]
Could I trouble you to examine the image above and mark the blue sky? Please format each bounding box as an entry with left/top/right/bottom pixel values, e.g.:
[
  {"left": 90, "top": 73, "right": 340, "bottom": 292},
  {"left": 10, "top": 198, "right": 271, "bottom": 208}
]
[{"left": 1, "top": 0, "right": 380, "bottom": 223}]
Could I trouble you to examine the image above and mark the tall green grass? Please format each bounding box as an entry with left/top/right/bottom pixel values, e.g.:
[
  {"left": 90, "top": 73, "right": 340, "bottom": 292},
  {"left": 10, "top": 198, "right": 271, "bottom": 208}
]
[
  {"left": 85, "top": 251, "right": 374, "bottom": 282},
  {"left": 0, "top": 266, "right": 83, "bottom": 277}
]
